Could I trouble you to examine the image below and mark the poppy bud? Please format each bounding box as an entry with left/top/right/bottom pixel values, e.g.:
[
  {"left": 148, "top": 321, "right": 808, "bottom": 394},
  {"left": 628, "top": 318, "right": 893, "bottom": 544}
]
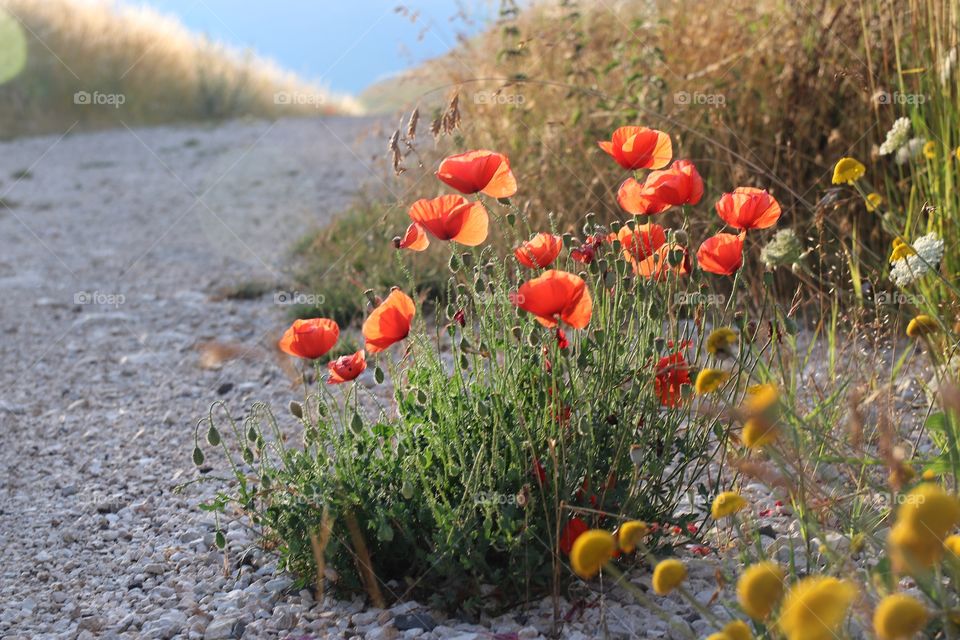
[
  {"left": 289, "top": 401, "right": 303, "bottom": 419},
  {"left": 506, "top": 212, "right": 516, "bottom": 226},
  {"left": 449, "top": 253, "right": 460, "bottom": 273},
  {"left": 561, "top": 232, "right": 574, "bottom": 247},
  {"left": 192, "top": 447, "right": 205, "bottom": 466},
  {"left": 206, "top": 425, "right": 221, "bottom": 446},
  {"left": 671, "top": 229, "right": 689, "bottom": 245},
  {"left": 350, "top": 413, "right": 363, "bottom": 434},
  {"left": 511, "top": 326, "right": 523, "bottom": 341},
  {"left": 461, "top": 252, "right": 474, "bottom": 267}
]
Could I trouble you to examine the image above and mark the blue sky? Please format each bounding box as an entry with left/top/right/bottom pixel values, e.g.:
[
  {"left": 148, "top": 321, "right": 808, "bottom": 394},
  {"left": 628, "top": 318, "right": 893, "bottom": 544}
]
[{"left": 134, "top": 0, "right": 495, "bottom": 95}]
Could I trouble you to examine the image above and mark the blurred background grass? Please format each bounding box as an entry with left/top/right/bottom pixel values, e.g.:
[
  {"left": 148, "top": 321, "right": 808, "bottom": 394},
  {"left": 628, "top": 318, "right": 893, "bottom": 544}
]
[{"left": 0, "top": 0, "right": 360, "bottom": 137}]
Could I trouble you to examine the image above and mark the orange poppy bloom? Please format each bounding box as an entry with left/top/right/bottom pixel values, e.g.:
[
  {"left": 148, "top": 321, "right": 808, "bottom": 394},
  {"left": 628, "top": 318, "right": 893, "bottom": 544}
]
[
  {"left": 436, "top": 150, "right": 518, "bottom": 198},
  {"left": 395, "top": 222, "right": 430, "bottom": 251},
  {"left": 515, "top": 232, "right": 563, "bottom": 268},
  {"left": 327, "top": 349, "right": 367, "bottom": 384},
  {"left": 362, "top": 289, "right": 416, "bottom": 353},
  {"left": 715, "top": 187, "right": 781, "bottom": 231},
  {"left": 408, "top": 194, "right": 489, "bottom": 246},
  {"left": 512, "top": 270, "right": 593, "bottom": 329},
  {"left": 278, "top": 318, "right": 339, "bottom": 360},
  {"left": 629, "top": 240, "right": 691, "bottom": 281},
  {"left": 697, "top": 233, "right": 744, "bottom": 275},
  {"left": 616, "top": 223, "right": 667, "bottom": 264},
  {"left": 598, "top": 126, "right": 672, "bottom": 171},
  {"left": 617, "top": 160, "right": 704, "bottom": 215},
  {"left": 655, "top": 349, "right": 691, "bottom": 407}
]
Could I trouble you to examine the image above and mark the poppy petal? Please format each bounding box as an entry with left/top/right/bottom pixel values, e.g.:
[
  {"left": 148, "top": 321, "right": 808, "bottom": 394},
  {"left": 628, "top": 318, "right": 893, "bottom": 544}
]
[
  {"left": 447, "top": 201, "right": 489, "bottom": 246},
  {"left": 696, "top": 233, "right": 744, "bottom": 275},
  {"left": 436, "top": 150, "right": 517, "bottom": 198},
  {"left": 515, "top": 232, "right": 563, "bottom": 268},
  {"left": 398, "top": 222, "right": 430, "bottom": 251},
  {"left": 278, "top": 318, "right": 339, "bottom": 360},
  {"left": 362, "top": 289, "right": 416, "bottom": 353},
  {"left": 513, "top": 270, "right": 592, "bottom": 329}
]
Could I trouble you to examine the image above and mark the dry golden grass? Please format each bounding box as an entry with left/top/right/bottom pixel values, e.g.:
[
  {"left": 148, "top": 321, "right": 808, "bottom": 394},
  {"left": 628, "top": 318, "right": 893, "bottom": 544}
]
[{"left": 0, "top": 0, "right": 361, "bottom": 137}]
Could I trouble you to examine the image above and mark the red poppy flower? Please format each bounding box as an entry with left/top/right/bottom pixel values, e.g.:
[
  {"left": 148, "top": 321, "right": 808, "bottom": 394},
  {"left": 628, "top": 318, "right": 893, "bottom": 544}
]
[
  {"left": 436, "top": 150, "right": 517, "bottom": 198},
  {"left": 715, "top": 187, "right": 781, "bottom": 231},
  {"left": 555, "top": 327, "right": 569, "bottom": 350},
  {"left": 395, "top": 222, "right": 430, "bottom": 251},
  {"left": 571, "top": 234, "right": 605, "bottom": 264},
  {"left": 512, "top": 270, "right": 592, "bottom": 329},
  {"left": 278, "top": 318, "right": 339, "bottom": 360},
  {"left": 616, "top": 223, "right": 667, "bottom": 264},
  {"left": 634, "top": 243, "right": 691, "bottom": 280},
  {"left": 598, "top": 126, "right": 672, "bottom": 170},
  {"left": 362, "top": 289, "right": 416, "bottom": 353},
  {"left": 408, "top": 195, "right": 489, "bottom": 246},
  {"left": 696, "top": 233, "right": 744, "bottom": 275},
  {"left": 559, "top": 517, "right": 589, "bottom": 555},
  {"left": 515, "top": 232, "right": 563, "bottom": 268},
  {"left": 617, "top": 160, "right": 704, "bottom": 215},
  {"left": 327, "top": 350, "right": 367, "bottom": 384},
  {"left": 654, "top": 349, "right": 691, "bottom": 407}
]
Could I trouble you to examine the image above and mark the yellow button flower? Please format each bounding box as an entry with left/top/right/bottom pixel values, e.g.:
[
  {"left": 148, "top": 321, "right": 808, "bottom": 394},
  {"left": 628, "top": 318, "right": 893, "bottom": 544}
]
[
  {"left": 945, "top": 534, "right": 960, "bottom": 558},
  {"left": 889, "top": 522, "right": 942, "bottom": 572},
  {"left": 721, "top": 619, "right": 753, "bottom": 640},
  {"left": 896, "top": 482, "right": 960, "bottom": 543},
  {"left": 737, "top": 561, "right": 785, "bottom": 620},
  {"left": 652, "top": 558, "right": 687, "bottom": 595},
  {"left": 905, "top": 314, "right": 937, "bottom": 338},
  {"left": 778, "top": 576, "right": 857, "bottom": 640},
  {"left": 569, "top": 529, "right": 615, "bottom": 579},
  {"left": 865, "top": 192, "right": 883, "bottom": 212},
  {"left": 923, "top": 140, "right": 936, "bottom": 159},
  {"left": 706, "top": 327, "right": 738, "bottom": 357},
  {"left": 617, "top": 520, "right": 649, "bottom": 553},
  {"left": 745, "top": 383, "right": 779, "bottom": 414},
  {"left": 712, "top": 491, "right": 748, "bottom": 519},
  {"left": 873, "top": 593, "right": 927, "bottom": 640},
  {"left": 742, "top": 417, "right": 778, "bottom": 449},
  {"left": 832, "top": 157, "right": 866, "bottom": 184},
  {"left": 695, "top": 368, "right": 730, "bottom": 394},
  {"left": 889, "top": 238, "right": 916, "bottom": 263},
  {"left": 706, "top": 634, "right": 730, "bottom": 640}
]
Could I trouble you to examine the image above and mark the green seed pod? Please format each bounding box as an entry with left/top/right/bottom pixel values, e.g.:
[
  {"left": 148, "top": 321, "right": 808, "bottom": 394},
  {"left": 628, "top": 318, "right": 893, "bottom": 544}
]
[
  {"left": 459, "top": 353, "right": 469, "bottom": 369},
  {"left": 610, "top": 220, "right": 622, "bottom": 232},
  {"left": 461, "top": 252, "right": 474, "bottom": 267},
  {"left": 526, "top": 331, "right": 539, "bottom": 347},
  {"left": 192, "top": 447, "right": 204, "bottom": 466},
  {"left": 364, "top": 289, "right": 377, "bottom": 305},
  {"left": 206, "top": 425, "right": 221, "bottom": 447},
  {"left": 474, "top": 278, "right": 485, "bottom": 294},
  {"left": 603, "top": 269, "right": 617, "bottom": 287},
  {"left": 289, "top": 401, "right": 304, "bottom": 419},
  {"left": 562, "top": 232, "right": 574, "bottom": 248},
  {"left": 350, "top": 413, "right": 364, "bottom": 435},
  {"left": 511, "top": 326, "right": 523, "bottom": 341},
  {"left": 506, "top": 212, "right": 516, "bottom": 226}
]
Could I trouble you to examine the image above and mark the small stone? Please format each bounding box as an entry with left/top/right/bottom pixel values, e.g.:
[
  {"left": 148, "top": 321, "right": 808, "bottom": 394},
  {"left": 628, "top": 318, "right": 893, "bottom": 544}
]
[
  {"left": 394, "top": 613, "right": 437, "bottom": 632},
  {"left": 204, "top": 616, "right": 245, "bottom": 640}
]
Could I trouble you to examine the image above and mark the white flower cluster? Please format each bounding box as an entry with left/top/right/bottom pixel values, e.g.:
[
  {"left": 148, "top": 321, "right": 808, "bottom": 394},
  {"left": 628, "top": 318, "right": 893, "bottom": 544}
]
[
  {"left": 890, "top": 232, "right": 944, "bottom": 286},
  {"left": 879, "top": 117, "right": 912, "bottom": 156},
  {"left": 895, "top": 137, "right": 926, "bottom": 165}
]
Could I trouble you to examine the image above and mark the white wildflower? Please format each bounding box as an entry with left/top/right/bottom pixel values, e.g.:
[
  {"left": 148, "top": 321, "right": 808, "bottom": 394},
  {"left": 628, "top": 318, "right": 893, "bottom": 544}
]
[
  {"left": 890, "top": 232, "right": 944, "bottom": 286},
  {"left": 895, "top": 137, "right": 926, "bottom": 165},
  {"left": 879, "top": 117, "right": 911, "bottom": 156},
  {"left": 941, "top": 48, "right": 957, "bottom": 87}
]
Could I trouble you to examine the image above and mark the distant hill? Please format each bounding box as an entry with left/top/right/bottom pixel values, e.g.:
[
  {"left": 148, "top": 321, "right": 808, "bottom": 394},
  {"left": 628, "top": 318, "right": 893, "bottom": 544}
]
[{"left": 0, "top": 0, "right": 362, "bottom": 138}]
